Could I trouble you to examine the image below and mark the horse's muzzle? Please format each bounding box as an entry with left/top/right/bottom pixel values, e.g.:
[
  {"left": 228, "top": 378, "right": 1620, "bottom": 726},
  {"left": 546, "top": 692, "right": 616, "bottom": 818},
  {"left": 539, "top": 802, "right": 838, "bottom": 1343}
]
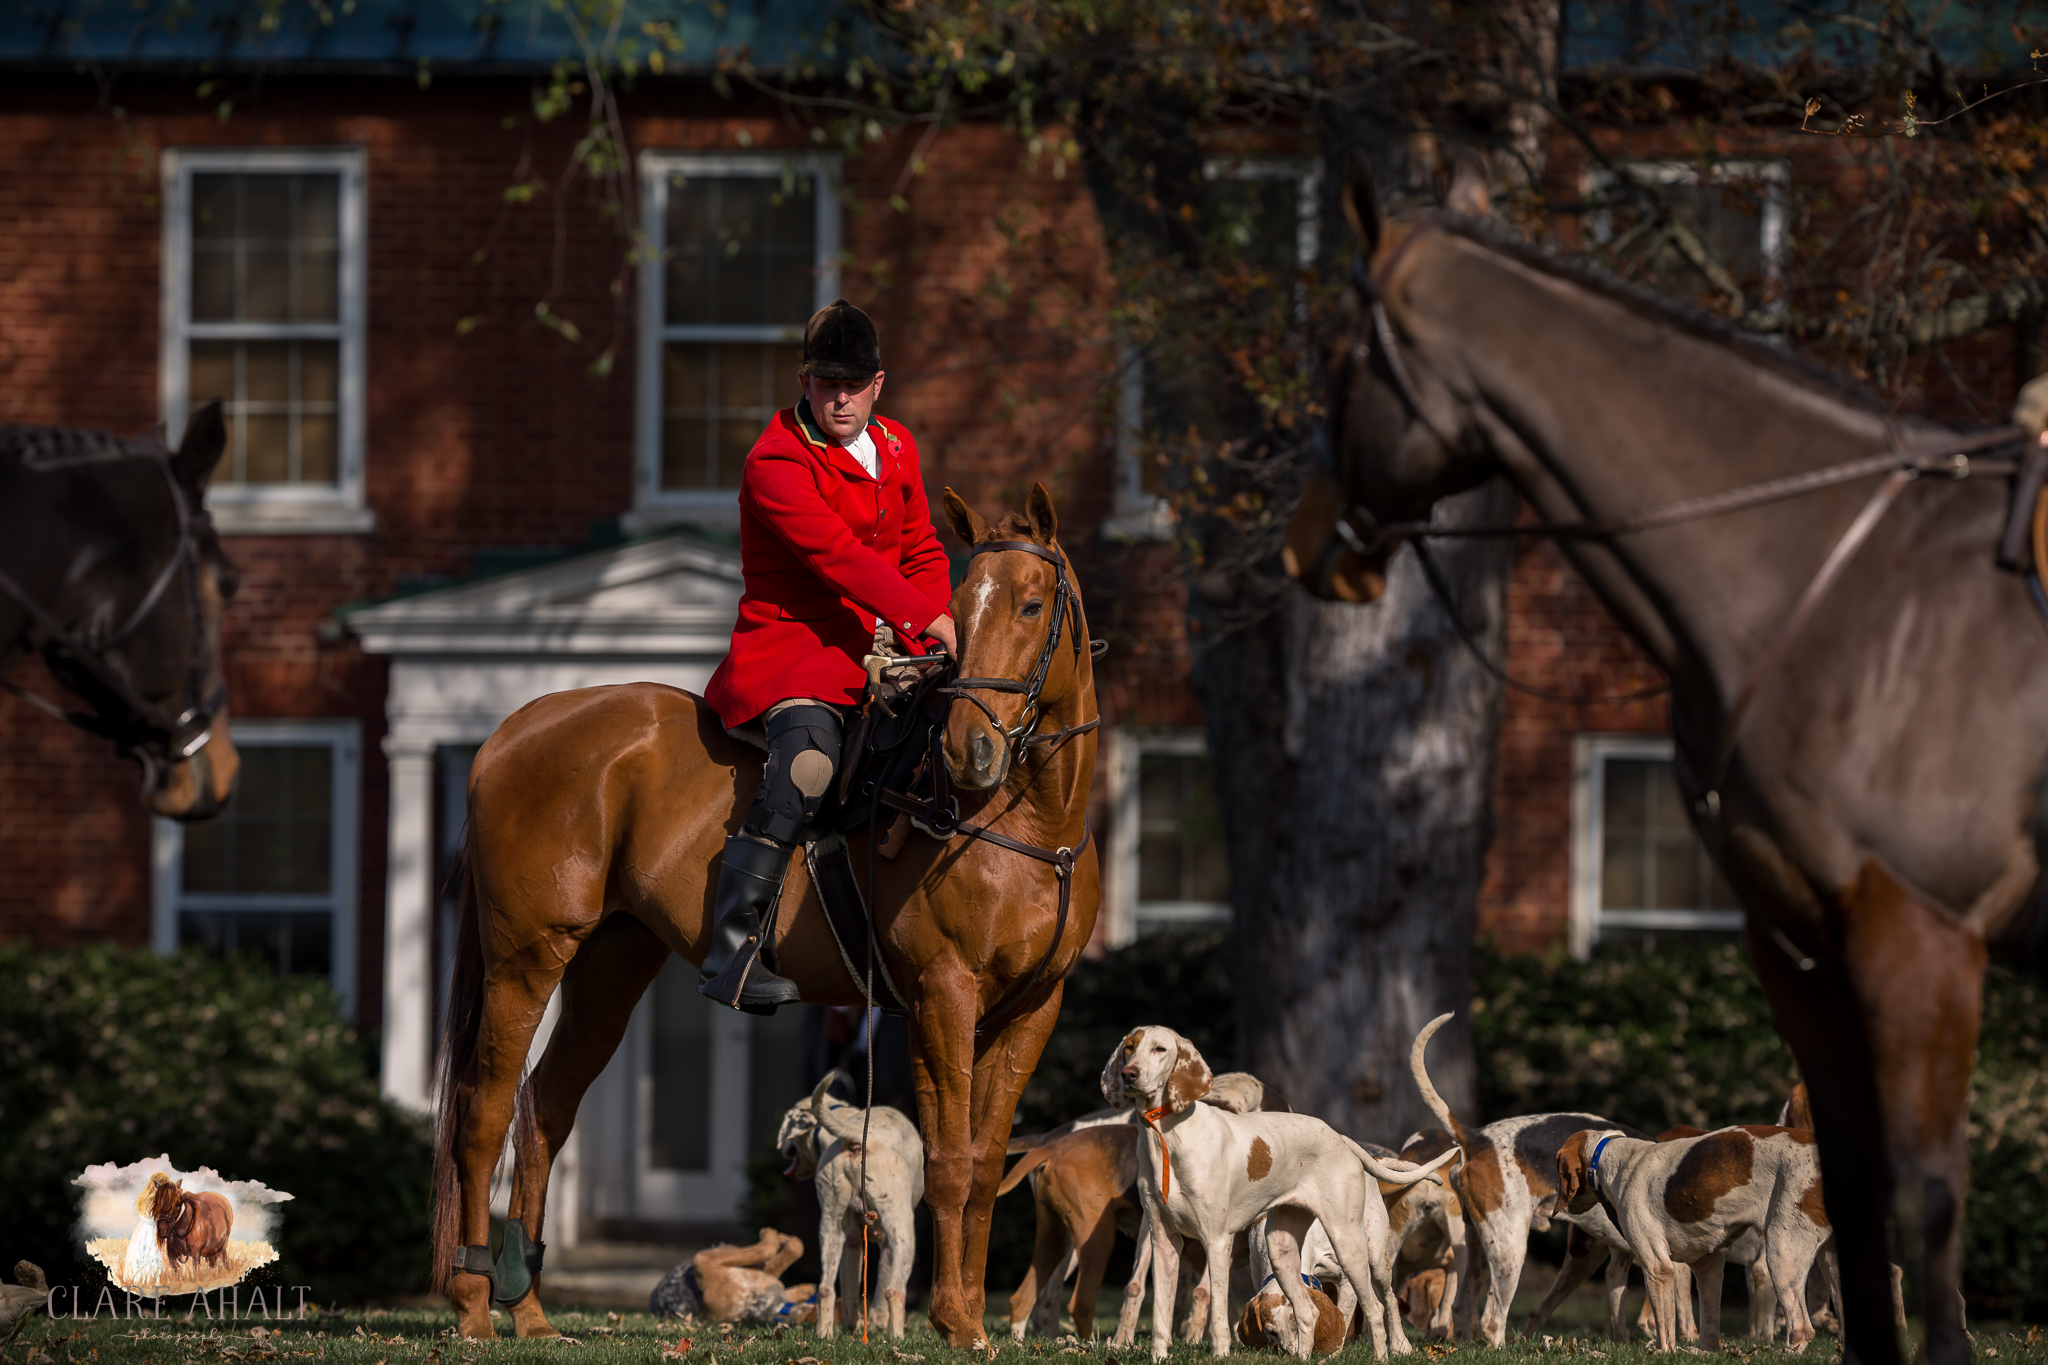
[
  {"left": 1282, "top": 468, "right": 1390, "bottom": 603},
  {"left": 948, "top": 725, "right": 1009, "bottom": 791}
]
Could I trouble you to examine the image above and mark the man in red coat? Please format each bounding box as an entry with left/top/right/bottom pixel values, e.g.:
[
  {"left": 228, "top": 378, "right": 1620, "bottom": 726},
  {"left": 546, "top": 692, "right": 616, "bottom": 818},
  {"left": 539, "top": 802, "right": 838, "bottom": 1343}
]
[{"left": 698, "top": 300, "right": 956, "bottom": 1012}]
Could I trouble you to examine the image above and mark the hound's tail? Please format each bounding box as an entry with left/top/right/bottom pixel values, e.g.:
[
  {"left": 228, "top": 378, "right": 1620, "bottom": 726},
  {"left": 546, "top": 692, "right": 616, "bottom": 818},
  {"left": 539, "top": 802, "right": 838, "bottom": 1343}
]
[
  {"left": 811, "top": 1069, "right": 870, "bottom": 1147},
  {"left": 998, "top": 1145, "right": 1055, "bottom": 1197},
  {"left": 1346, "top": 1138, "right": 1458, "bottom": 1188},
  {"left": 1410, "top": 1012, "right": 1474, "bottom": 1166}
]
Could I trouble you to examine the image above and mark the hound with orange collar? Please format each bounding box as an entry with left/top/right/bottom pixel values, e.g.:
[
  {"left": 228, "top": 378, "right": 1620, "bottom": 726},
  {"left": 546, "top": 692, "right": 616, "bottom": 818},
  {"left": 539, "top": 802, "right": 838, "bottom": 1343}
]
[
  {"left": 1556, "top": 1126, "right": 1834, "bottom": 1353},
  {"left": 1102, "top": 1026, "right": 1455, "bottom": 1360}
]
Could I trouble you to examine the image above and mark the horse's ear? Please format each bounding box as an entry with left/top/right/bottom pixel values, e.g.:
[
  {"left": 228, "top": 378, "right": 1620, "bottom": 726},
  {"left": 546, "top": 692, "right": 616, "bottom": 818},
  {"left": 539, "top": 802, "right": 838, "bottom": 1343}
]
[
  {"left": 172, "top": 401, "right": 228, "bottom": 494},
  {"left": 942, "top": 487, "right": 986, "bottom": 546},
  {"left": 1342, "top": 151, "right": 1382, "bottom": 260},
  {"left": 1026, "top": 481, "right": 1058, "bottom": 545},
  {"left": 1445, "top": 149, "right": 1492, "bottom": 219}
]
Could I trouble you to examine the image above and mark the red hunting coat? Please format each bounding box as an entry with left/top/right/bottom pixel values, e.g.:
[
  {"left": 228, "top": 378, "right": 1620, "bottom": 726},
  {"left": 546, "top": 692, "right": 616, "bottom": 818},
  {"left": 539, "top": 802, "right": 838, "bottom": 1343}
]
[{"left": 704, "top": 402, "right": 953, "bottom": 728}]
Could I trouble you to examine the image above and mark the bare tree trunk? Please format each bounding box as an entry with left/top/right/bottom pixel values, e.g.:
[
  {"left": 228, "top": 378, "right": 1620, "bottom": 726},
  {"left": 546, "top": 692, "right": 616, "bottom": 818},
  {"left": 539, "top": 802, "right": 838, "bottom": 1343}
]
[{"left": 1192, "top": 482, "right": 1512, "bottom": 1139}]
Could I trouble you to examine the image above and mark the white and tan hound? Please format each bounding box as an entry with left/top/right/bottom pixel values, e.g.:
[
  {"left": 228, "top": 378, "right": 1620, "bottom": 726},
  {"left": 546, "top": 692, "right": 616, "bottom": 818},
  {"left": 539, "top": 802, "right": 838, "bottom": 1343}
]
[
  {"left": 1556, "top": 1125, "right": 1835, "bottom": 1352},
  {"left": 1410, "top": 1013, "right": 1646, "bottom": 1345},
  {"left": 1104, "top": 1026, "right": 1454, "bottom": 1360}
]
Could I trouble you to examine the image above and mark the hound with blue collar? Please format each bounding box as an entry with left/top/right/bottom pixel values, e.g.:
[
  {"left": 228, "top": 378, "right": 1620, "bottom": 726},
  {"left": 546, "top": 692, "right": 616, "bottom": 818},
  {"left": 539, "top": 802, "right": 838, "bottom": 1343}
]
[{"left": 1555, "top": 1126, "right": 1835, "bottom": 1353}]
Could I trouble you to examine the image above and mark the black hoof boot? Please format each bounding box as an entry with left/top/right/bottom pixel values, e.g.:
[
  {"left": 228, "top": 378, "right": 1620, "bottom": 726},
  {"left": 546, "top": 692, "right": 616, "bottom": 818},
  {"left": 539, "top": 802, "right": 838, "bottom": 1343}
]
[{"left": 699, "top": 834, "right": 804, "bottom": 1013}]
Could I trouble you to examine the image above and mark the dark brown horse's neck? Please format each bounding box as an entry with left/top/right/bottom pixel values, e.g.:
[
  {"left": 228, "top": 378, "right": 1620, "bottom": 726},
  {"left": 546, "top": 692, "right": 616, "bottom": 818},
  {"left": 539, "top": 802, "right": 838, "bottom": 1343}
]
[{"left": 1410, "top": 235, "right": 1944, "bottom": 707}]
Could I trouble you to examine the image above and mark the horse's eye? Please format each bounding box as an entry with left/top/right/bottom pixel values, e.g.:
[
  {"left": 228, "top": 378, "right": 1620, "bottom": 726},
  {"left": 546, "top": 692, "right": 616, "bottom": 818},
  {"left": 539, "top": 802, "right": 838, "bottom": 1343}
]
[{"left": 1021, "top": 600, "right": 1044, "bottom": 618}]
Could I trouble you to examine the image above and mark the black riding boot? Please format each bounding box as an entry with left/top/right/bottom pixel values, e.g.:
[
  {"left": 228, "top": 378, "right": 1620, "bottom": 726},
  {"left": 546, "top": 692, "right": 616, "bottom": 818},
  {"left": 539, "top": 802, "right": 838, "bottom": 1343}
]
[{"left": 698, "top": 833, "right": 804, "bottom": 1014}]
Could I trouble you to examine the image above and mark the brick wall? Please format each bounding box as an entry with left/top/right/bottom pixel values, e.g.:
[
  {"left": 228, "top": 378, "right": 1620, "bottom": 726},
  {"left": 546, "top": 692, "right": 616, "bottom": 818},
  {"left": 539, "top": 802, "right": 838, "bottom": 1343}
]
[{"left": 0, "top": 73, "right": 1186, "bottom": 1024}]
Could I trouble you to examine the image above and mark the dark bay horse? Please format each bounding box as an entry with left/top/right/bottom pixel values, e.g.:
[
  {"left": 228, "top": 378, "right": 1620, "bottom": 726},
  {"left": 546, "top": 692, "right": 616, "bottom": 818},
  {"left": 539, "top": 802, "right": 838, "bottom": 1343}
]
[
  {"left": 431, "top": 484, "right": 1099, "bottom": 1344},
  {"left": 0, "top": 404, "right": 238, "bottom": 819},
  {"left": 1285, "top": 175, "right": 2041, "bottom": 1365}
]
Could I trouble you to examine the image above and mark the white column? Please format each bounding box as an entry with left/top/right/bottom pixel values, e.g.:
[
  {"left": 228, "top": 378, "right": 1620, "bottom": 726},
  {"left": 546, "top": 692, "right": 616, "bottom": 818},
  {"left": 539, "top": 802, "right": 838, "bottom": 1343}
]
[{"left": 381, "top": 734, "right": 437, "bottom": 1112}]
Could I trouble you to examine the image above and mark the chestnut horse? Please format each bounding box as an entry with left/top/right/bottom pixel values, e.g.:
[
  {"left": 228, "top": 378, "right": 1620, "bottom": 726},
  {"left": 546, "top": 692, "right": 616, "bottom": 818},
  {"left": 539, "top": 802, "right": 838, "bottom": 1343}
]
[
  {"left": 431, "top": 484, "right": 1099, "bottom": 1344},
  {"left": 0, "top": 404, "right": 239, "bottom": 819},
  {"left": 1286, "top": 172, "right": 2044, "bottom": 1365}
]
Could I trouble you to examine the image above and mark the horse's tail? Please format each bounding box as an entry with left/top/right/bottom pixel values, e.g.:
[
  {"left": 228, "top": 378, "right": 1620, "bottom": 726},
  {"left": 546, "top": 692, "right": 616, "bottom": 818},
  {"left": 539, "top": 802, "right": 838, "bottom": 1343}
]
[
  {"left": 998, "top": 1144, "right": 1055, "bottom": 1197},
  {"left": 1410, "top": 1013, "right": 1474, "bottom": 1166},
  {"left": 430, "top": 829, "right": 483, "bottom": 1296}
]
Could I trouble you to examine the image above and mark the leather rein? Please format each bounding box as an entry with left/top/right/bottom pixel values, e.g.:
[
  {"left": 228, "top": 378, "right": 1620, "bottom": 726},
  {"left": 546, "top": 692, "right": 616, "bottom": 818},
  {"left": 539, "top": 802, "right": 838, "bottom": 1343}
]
[
  {"left": 870, "top": 537, "right": 1103, "bottom": 1036},
  {"left": 1324, "top": 219, "right": 2031, "bottom": 813},
  {"left": 0, "top": 447, "right": 225, "bottom": 784}
]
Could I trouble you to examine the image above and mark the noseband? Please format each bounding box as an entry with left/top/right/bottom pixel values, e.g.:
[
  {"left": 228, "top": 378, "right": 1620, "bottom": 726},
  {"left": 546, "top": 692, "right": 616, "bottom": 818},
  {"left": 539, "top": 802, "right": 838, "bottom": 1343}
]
[
  {"left": 0, "top": 451, "right": 225, "bottom": 783},
  {"left": 938, "top": 539, "right": 1100, "bottom": 762}
]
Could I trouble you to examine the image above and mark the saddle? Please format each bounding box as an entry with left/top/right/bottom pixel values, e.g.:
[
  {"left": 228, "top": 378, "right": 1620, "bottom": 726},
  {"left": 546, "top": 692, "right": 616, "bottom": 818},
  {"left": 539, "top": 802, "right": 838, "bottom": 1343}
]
[{"left": 726, "top": 665, "right": 954, "bottom": 1014}]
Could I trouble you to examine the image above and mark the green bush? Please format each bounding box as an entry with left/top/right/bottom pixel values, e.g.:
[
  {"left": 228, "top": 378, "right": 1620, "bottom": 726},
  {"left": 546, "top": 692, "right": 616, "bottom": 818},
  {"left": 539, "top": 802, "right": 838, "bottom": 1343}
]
[
  {"left": 0, "top": 940, "right": 432, "bottom": 1305},
  {"left": 1472, "top": 939, "right": 2048, "bottom": 1322}
]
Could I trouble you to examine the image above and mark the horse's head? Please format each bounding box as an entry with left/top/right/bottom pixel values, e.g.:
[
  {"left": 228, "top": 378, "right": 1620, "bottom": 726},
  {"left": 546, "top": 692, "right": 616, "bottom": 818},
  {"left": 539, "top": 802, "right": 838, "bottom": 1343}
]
[
  {"left": 938, "top": 483, "right": 1091, "bottom": 792},
  {"left": 43, "top": 404, "right": 241, "bottom": 820},
  {"left": 146, "top": 1174, "right": 184, "bottom": 1226},
  {"left": 1284, "top": 162, "right": 1493, "bottom": 602}
]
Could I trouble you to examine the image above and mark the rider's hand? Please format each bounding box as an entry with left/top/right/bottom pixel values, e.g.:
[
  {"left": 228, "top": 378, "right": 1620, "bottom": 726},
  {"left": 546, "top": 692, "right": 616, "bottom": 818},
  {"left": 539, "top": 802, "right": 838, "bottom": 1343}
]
[{"left": 924, "top": 613, "right": 958, "bottom": 660}]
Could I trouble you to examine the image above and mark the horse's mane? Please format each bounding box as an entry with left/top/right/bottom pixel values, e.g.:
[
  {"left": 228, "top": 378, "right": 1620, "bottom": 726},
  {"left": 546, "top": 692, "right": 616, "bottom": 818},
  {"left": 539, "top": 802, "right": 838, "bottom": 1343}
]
[
  {"left": 1427, "top": 216, "right": 1905, "bottom": 421},
  {"left": 2, "top": 424, "right": 166, "bottom": 471},
  {"left": 976, "top": 513, "right": 1045, "bottom": 545}
]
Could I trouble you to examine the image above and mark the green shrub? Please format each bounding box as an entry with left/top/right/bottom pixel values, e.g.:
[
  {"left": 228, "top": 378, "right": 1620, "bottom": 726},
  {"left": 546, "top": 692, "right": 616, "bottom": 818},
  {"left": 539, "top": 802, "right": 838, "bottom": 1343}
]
[
  {"left": 1472, "top": 938, "right": 2048, "bottom": 1322},
  {"left": 0, "top": 940, "right": 432, "bottom": 1305}
]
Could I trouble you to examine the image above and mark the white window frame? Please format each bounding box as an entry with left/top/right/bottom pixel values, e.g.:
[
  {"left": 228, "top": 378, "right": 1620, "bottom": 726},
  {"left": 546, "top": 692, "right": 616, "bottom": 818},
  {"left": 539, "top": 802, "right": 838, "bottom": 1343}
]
[
  {"left": 627, "top": 152, "right": 842, "bottom": 534},
  {"left": 1569, "top": 733, "right": 1742, "bottom": 959},
  {"left": 159, "top": 147, "right": 373, "bottom": 535},
  {"left": 1103, "top": 727, "right": 1232, "bottom": 948},
  {"left": 152, "top": 718, "right": 363, "bottom": 1012},
  {"left": 1582, "top": 159, "right": 1789, "bottom": 319},
  {"left": 1104, "top": 158, "right": 1319, "bottom": 542}
]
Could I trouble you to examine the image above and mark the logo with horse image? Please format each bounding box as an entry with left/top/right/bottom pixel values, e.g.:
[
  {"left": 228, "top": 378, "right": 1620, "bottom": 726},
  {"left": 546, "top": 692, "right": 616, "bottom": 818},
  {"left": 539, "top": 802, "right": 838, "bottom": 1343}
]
[{"left": 75, "top": 1156, "right": 291, "bottom": 1297}]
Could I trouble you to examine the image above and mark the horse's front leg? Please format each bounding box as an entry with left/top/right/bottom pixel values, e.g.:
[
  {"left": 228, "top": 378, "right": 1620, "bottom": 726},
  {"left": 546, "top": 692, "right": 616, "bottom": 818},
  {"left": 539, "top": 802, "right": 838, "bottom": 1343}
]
[
  {"left": 959, "top": 986, "right": 1067, "bottom": 1337},
  {"left": 909, "top": 965, "right": 991, "bottom": 1347},
  {"left": 506, "top": 911, "right": 669, "bottom": 1339}
]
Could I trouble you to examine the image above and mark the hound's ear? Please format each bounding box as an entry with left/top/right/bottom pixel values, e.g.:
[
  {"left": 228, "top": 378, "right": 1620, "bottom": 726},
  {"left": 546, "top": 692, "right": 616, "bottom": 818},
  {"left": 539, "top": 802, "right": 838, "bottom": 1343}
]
[
  {"left": 942, "top": 487, "right": 985, "bottom": 546},
  {"left": 1165, "top": 1037, "right": 1214, "bottom": 1113},
  {"left": 1555, "top": 1131, "right": 1589, "bottom": 1210},
  {"left": 1026, "top": 481, "right": 1058, "bottom": 545},
  {"left": 1101, "top": 1038, "right": 1132, "bottom": 1108},
  {"left": 1342, "top": 150, "right": 1382, "bottom": 261}
]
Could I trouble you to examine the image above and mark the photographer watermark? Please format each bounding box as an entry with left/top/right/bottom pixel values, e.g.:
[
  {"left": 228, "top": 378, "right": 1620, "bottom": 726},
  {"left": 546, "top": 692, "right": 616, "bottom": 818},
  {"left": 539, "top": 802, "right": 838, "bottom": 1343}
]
[{"left": 46, "top": 1284, "right": 314, "bottom": 1321}]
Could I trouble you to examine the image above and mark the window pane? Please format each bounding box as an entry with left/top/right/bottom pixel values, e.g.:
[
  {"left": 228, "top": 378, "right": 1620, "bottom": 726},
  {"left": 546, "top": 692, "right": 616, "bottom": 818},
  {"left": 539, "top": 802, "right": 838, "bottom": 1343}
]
[
  {"left": 661, "top": 342, "right": 799, "bottom": 490},
  {"left": 179, "top": 909, "right": 332, "bottom": 979},
  {"left": 1136, "top": 750, "right": 1229, "bottom": 906},
  {"left": 665, "top": 174, "right": 816, "bottom": 327},
  {"left": 650, "top": 957, "right": 713, "bottom": 1171},
  {"left": 1599, "top": 755, "right": 1732, "bottom": 916},
  {"left": 182, "top": 745, "right": 332, "bottom": 896},
  {"left": 748, "top": 1004, "right": 808, "bottom": 1156},
  {"left": 1606, "top": 168, "right": 1770, "bottom": 308},
  {"left": 185, "top": 172, "right": 341, "bottom": 324},
  {"left": 1209, "top": 175, "right": 1301, "bottom": 277},
  {"left": 194, "top": 339, "right": 341, "bottom": 487}
]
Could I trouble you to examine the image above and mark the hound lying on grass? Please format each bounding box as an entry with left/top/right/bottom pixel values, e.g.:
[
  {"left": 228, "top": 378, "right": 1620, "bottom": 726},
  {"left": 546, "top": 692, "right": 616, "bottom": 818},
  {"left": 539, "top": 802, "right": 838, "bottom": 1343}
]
[
  {"left": 1556, "top": 1125, "right": 1834, "bottom": 1353},
  {"left": 1105, "top": 1026, "right": 1454, "bottom": 1359},
  {"left": 774, "top": 1071, "right": 923, "bottom": 1338}
]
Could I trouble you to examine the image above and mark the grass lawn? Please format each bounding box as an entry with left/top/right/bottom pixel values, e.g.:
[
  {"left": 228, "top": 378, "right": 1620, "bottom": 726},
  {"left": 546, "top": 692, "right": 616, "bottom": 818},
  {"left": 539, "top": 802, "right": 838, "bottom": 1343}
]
[{"left": 8, "top": 1302, "right": 2043, "bottom": 1365}]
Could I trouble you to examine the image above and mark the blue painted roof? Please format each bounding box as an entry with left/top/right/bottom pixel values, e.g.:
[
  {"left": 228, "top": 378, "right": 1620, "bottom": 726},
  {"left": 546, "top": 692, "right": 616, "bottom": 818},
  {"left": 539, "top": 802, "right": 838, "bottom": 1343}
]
[
  {"left": 1, "top": 0, "right": 844, "bottom": 69},
  {"left": 1563, "top": 0, "right": 2037, "bottom": 75}
]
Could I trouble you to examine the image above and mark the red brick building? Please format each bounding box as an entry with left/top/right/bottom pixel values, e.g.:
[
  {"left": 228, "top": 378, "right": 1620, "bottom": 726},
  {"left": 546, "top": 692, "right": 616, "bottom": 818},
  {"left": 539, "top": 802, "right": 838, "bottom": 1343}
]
[{"left": 4, "top": 2, "right": 2025, "bottom": 1233}]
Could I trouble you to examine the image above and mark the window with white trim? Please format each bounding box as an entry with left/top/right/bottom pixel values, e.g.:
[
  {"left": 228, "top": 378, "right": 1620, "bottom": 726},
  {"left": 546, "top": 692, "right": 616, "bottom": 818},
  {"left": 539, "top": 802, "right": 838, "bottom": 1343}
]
[
  {"left": 1569, "top": 734, "right": 1740, "bottom": 957},
  {"left": 153, "top": 720, "right": 361, "bottom": 1010},
  {"left": 1103, "top": 729, "right": 1231, "bottom": 947},
  {"left": 1106, "top": 158, "right": 1318, "bottom": 541},
  {"left": 1583, "top": 160, "right": 1788, "bottom": 318},
  {"left": 630, "top": 154, "right": 841, "bottom": 532},
  {"left": 159, "top": 148, "right": 370, "bottom": 535}
]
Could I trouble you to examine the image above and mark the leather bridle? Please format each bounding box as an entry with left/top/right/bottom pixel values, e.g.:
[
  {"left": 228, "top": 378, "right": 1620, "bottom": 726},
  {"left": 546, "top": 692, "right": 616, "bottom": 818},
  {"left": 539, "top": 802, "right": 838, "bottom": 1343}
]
[
  {"left": 938, "top": 538, "right": 1101, "bottom": 764},
  {"left": 0, "top": 451, "right": 226, "bottom": 787},
  {"left": 1315, "top": 217, "right": 2032, "bottom": 796}
]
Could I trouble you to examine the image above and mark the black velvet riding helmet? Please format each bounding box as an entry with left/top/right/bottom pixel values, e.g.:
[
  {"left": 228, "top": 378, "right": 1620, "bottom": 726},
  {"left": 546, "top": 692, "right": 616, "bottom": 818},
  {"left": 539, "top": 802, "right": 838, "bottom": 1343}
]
[{"left": 800, "top": 299, "right": 881, "bottom": 383}]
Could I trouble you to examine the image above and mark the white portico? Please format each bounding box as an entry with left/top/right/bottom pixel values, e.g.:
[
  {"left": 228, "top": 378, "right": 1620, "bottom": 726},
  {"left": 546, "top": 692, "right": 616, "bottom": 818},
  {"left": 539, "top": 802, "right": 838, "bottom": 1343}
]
[{"left": 346, "top": 529, "right": 806, "bottom": 1237}]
